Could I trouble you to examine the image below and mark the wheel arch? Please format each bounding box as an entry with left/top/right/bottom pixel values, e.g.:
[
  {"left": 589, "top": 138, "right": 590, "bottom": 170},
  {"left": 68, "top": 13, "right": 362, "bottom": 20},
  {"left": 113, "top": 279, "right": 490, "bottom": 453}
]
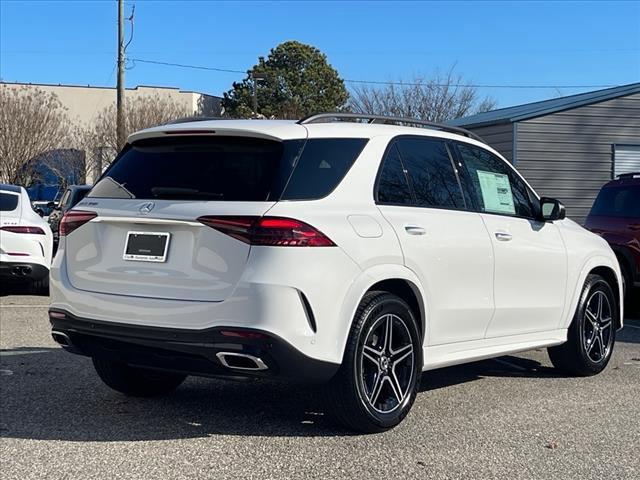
[
  {"left": 590, "top": 265, "right": 622, "bottom": 330},
  {"left": 337, "top": 265, "right": 428, "bottom": 363},
  {"left": 366, "top": 278, "right": 425, "bottom": 340},
  {"left": 564, "top": 255, "right": 624, "bottom": 331}
]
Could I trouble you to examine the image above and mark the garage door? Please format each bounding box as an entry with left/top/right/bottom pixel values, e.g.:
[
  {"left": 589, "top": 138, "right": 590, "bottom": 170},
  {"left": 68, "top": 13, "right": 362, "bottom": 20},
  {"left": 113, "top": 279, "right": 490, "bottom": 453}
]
[{"left": 614, "top": 144, "right": 640, "bottom": 177}]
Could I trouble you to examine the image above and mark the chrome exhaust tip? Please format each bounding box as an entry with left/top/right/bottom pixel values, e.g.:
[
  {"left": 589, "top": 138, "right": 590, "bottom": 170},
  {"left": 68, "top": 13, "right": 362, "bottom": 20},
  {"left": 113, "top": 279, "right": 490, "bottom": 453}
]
[
  {"left": 216, "top": 352, "right": 268, "bottom": 371},
  {"left": 51, "top": 331, "right": 72, "bottom": 347}
]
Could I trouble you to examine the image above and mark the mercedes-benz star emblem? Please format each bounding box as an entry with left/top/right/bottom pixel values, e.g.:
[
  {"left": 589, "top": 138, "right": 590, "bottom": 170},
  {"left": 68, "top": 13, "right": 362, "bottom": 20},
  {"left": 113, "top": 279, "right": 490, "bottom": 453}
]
[{"left": 139, "top": 202, "right": 155, "bottom": 214}]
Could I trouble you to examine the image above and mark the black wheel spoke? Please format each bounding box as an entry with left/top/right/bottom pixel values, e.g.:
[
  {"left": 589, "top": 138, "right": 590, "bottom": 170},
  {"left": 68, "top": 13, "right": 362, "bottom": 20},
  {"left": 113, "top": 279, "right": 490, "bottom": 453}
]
[
  {"left": 359, "top": 313, "right": 415, "bottom": 413},
  {"left": 583, "top": 290, "right": 613, "bottom": 363}
]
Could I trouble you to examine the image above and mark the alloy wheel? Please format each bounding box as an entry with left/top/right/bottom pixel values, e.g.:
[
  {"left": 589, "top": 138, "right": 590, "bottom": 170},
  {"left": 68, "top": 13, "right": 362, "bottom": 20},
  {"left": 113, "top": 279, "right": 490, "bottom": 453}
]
[
  {"left": 359, "top": 313, "right": 415, "bottom": 413},
  {"left": 583, "top": 290, "right": 613, "bottom": 363}
]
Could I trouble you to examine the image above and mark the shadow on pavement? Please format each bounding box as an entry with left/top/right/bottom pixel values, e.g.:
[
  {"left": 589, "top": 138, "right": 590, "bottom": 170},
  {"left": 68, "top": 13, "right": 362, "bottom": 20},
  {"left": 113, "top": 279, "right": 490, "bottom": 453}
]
[
  {"left": 0, "top": 345, "right": 581, "bottom": 442},
  {"left": 0, "top": 283, "right": 48, "bottom": 297}
]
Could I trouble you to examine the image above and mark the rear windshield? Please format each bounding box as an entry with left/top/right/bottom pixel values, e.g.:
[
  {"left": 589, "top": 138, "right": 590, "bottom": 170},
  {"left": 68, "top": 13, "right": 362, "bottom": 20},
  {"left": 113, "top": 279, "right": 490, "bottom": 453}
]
[
  {"left": 0, "top": 192, "right": 19, "bottom": 211},
  {"left": 89, "top": 136, "right": 367, "bottom": 202},
  {"left": 590, "top": 185, "right": 640, "bottom": 218}
]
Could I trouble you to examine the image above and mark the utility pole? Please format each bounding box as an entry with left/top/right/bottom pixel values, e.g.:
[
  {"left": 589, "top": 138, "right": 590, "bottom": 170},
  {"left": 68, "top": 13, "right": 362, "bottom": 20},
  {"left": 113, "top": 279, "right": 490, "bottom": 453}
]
[
  {"left": 250, "top": 70, "right": 265, "bottom": 118},
  {"left": 251, "top": 72, "right": 258, "bottom": 115},
  {"left": 116, "top": 0, "right": 126, "bottom": 150}
]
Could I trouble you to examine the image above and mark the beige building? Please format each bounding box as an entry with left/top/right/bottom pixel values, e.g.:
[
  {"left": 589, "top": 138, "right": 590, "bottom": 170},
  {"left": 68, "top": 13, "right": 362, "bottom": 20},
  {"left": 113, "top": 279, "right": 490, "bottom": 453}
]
[
  {"left": 1, "top": 81, "right": 221, "bottom": 126},
  {"left": 2, "top": 82, "right": 222, "bottom": 184}
]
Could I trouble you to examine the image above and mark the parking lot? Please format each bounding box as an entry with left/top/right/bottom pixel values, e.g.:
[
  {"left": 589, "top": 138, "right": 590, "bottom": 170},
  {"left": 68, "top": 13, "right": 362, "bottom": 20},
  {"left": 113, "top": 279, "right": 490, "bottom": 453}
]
[{"left": 1, "top": 291, "right": 639, "bottom": 480}]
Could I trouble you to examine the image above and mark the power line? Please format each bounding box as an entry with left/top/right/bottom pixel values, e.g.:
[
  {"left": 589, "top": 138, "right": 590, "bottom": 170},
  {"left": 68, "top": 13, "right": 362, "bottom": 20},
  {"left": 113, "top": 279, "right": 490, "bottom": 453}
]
[
  {"left": 129, "top": 58, "right": 246, "bottom": 74},
  {"left": 128, "top": 57, "right": 621, "bottom": 90}
]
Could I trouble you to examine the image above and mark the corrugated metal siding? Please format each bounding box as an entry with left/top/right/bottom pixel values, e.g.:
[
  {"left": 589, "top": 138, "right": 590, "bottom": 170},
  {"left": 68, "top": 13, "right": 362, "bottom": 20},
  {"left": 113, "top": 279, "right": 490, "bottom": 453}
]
[
  {"left": 467, "top": 123, "right": 513, "bottom": 162},
  {"left": 515, "top": 92, "right": 640, "bottom": 224}
]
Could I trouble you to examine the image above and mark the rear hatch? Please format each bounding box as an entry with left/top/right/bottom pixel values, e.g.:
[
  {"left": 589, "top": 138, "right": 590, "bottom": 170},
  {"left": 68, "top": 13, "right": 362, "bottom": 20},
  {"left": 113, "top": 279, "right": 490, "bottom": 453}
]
[
  {"left": 65, "top": 134, "right": 306, "bottom": 302},
  {"left": 0, "top": 190, "right": 24, "bottom": 257}
]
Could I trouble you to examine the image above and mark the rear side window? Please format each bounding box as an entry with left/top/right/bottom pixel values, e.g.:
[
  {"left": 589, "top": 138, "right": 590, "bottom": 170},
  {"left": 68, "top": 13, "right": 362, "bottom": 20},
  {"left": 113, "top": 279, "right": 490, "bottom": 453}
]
[
  {"left": 90, "top": 136, "right": 367, "bottom": 202},
  {"left": 70, "top": 188, "right": 90, "bottom": 208},
  {"left": 280, "top": 138, "right": 368, "bottom": 200},
  {"left": 590, "top": 186, "right": 640, "bottom": 218},
  {"left": 59, "top": 189, "right": 72, "bottom": 209},
  {"left": 456, "top": 143, "right": 536, "bottom": 218},
  {"left": 376, "top": 144, "right": 413, "bottom": 205},
  {"left": 0, "top": 192, "right": 19, "bottom": 211},
  {"left": 396, "top": 137, "right": 465, "bottom": 209}
]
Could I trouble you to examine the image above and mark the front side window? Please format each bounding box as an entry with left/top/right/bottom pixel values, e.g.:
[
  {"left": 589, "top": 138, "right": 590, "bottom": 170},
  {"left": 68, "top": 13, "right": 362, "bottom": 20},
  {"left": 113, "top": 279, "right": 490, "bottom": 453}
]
[
  {"left": 376, "top": 144, "right": 413, "bottom": 205},
  {"left": 396, "top": 137, "right": 465, "bottom": 209},
  {"left": 0, "top": 192, "right": 19, "bottom": 211},
  {"left": 456, "top": 143, "right": 536, "bottom": 218}
]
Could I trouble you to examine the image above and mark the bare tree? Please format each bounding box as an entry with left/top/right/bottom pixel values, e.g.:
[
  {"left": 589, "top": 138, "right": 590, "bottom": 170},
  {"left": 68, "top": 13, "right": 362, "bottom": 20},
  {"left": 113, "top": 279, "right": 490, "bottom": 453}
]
[
  {"left": 0, "top": 85, "right": 73, "bottom": 186},
  {"left": 348, "top": 68, "right": 497, "bottom": 123},
  {"left": 82, "top": 94, "right": 191, "bottom": 178},
  {"left": 89, "top": 94, "right": 192, "bottom": 153}
]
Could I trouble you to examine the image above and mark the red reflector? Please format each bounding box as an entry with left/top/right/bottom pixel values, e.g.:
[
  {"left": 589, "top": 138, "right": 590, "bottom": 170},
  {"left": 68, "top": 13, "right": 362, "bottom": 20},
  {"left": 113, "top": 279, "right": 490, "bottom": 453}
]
[
  {"left": 49, "top": 311, "right": 66, "bottom": 319},
  {"left": 60, "top": 210, "right": 97, "bottom": 237},
  {"left": 6, "top": 252, "right": 29, "bottom": 256},
  {"left": 197, "top": 216, "right": 335, "bottom": 247},
  {"left": 0, "top": 226, "right": 45, "bottom": 235},
  {"left": 220, "top": 330, "right": 270, "bottom": 339}
]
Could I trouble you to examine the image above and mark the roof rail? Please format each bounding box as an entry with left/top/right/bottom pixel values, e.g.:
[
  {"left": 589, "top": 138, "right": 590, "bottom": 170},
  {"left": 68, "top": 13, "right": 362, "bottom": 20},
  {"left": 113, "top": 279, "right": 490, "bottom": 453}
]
[
  {"left": 298, "top": 112, "right": 486, "bottom": 143},
  {"left": 617, "top": 172, "right": 640, "bottom": 179}
]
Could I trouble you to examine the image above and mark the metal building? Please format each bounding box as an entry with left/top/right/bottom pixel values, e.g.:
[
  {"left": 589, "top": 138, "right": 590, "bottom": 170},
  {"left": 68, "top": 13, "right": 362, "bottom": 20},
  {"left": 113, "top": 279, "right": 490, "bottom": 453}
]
[{"left": 448, "top": 83, "right": 640, "bottom": 224}]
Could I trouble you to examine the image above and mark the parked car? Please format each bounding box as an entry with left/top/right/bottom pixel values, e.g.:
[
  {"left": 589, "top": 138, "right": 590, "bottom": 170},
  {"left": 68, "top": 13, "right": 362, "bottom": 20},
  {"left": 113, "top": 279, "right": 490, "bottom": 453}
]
[
  {"left": 31, "top": 200, "right": 57, "bottom": 220},
  {"left": 47, "top": 185, "right": 92, "bottom": 246},
  {"left": 1, "top": 184, "right": 53, "bottom": 293},
  {"left": 49, "top": 114, "right": 623, "bottom": 433},
  {"left": 585, "top": 172, "right": 640, "bottom": 298}
]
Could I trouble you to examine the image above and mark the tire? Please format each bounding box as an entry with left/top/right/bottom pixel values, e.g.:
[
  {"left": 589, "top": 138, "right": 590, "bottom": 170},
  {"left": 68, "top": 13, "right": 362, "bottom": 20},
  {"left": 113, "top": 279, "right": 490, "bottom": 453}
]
[
  {"left": 30, "top": 275, "right": 49, "bottom": 296},
  {"left": 324, "top": 291, "right": 422, "bottom": 433},
  {"left": 548, "top": 274, "right": 617, "bottom": 376},
  {"left": 92, "top": 358, "right": 186, "bottom": 397}
]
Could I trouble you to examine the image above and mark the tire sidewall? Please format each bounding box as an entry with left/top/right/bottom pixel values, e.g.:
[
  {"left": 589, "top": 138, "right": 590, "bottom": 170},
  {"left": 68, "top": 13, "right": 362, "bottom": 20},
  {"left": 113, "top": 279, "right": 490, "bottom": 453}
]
[{"left": 352, "top": 295, "right": 422, "bottom": 429}]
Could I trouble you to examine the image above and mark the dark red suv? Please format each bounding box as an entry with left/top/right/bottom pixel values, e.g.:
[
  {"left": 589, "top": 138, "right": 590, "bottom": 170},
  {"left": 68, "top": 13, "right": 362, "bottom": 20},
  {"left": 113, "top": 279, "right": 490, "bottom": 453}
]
[{"left": 585, "top": 173, "right": 640, "bottom": 298}]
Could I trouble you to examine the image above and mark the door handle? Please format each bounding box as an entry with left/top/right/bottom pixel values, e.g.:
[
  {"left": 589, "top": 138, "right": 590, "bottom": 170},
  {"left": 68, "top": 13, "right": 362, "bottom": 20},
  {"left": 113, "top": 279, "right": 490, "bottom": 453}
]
[
  {"left": 629, "top": 224, "right": 640, "bottom": 231},
  {"left": 495, "top": 232, "right": 513, "bottom": 241},
  {"left": 405, "top": 225, "right": 426, "bottom": 236}
]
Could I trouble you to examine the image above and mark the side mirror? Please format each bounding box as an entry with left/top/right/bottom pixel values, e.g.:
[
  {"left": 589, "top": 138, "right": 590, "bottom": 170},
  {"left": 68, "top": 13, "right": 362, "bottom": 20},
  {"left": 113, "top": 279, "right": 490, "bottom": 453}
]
[{"left": 540, "top": 197, "right": 566, "bottom": 221}]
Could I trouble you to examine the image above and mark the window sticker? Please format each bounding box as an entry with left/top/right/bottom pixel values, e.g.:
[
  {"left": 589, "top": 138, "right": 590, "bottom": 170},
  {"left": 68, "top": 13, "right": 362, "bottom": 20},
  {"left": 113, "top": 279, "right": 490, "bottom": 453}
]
[{"left": 476, "top": 170, "right": 516, "bottom": 214}]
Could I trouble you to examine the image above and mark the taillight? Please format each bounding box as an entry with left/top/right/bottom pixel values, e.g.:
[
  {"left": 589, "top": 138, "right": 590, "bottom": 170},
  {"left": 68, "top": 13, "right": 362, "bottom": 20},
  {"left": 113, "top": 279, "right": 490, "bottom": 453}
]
[
  {"left": 197, "top": 216, "right": 335, "bottom": 247},
  {"left": 59, "top": 210, "right": 97, "bottom": 236},
  {"left": 0, "top": 226, "right": 45, "bottom": 235}
]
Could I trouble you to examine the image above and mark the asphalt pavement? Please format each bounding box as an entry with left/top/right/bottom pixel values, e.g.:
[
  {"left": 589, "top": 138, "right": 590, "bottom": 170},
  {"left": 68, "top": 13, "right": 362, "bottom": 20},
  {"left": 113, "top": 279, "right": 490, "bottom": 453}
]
[{"left": 1, "top": 290, "right": 639, "bottom": 480}]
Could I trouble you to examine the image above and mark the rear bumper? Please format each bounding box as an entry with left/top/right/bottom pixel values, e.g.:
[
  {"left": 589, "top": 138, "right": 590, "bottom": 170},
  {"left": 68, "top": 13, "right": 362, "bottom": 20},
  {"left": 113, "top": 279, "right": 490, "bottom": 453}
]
[
  {"left": 0, "top": 261, "right": 49, "bottom": 282},
  {"left": 49, "top": 309, "right": 339, "bottom": 383}
]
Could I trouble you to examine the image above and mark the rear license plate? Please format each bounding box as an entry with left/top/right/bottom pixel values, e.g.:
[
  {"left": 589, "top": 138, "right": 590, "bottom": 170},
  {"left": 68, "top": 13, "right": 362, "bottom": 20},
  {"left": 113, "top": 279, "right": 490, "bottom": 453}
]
[{"left": 123, "top": 231, "right": 170, "bottom": 262}]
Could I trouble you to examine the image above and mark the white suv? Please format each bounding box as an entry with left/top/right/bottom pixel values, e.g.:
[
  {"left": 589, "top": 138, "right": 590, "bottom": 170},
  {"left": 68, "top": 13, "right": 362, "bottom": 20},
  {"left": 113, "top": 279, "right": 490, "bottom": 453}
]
[{"left": 49, "top": 114, "right": 623, "bottom": 433}]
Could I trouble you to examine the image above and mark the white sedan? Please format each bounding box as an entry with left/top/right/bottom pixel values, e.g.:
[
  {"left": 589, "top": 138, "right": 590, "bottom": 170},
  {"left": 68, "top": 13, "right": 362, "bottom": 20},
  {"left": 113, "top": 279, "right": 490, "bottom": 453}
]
[{"left": 1, "top": 184, "right": 53, "bottom": 293}]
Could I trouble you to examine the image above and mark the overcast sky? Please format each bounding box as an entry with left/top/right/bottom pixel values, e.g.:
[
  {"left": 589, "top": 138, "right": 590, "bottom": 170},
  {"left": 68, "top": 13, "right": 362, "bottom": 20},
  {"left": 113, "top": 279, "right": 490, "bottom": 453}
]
[{"left": 1, "top": 0, "right": 638, "bottom": 108}]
